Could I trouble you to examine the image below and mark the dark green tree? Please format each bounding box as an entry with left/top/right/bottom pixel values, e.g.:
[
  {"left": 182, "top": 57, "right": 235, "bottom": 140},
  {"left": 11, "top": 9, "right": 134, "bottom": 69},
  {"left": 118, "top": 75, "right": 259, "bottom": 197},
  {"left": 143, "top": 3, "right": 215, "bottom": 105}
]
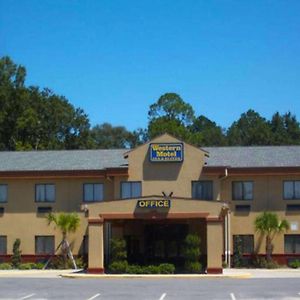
[
  {"left": 11, "top": 238, "right": 22, "bottom": 268},
  {"left": 227, "top": 110, "right": 272, "bottom": 146},
  {"left": 190, "top": 115, "right": 227, "bottom": 146},
  {"left": 147, "top": 93, "right": 195, "bottom": 140}
]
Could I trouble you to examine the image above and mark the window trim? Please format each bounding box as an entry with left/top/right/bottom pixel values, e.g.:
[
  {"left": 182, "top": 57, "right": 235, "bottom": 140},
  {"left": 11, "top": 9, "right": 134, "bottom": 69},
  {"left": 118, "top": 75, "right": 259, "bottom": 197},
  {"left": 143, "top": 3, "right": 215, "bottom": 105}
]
[
  {"left": 0, "top": 184, "right": 8, "bottom": 203},
  {"left": 35, "top": 235, "right": 55, "bottom": 255},
  {"left": 232, "top": 181, "right": 254, "bottom": 201},
  {"left": 191, "top": 180, "right": 213, "bottom": 200},
  {"left": 283, "top": 180, "right": 300, "bottom": 200},
  {"left": 83, "top": 183, "right": 104, "bottom": 202},
  {"left": 120, "top": 181, "right": 142, "bottom": 199},
  {"left": 35, "top": 184, "right": 56, "bottom": 203},
  {"left": 284, "top": 234, "right": 300, "bottom": 254}
]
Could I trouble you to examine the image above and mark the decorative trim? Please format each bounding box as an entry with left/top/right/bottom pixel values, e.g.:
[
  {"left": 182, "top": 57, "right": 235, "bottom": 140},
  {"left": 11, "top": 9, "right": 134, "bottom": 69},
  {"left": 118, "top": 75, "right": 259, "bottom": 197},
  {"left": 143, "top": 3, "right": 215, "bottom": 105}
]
[
  {"left": 99, "top": 212, "right": 209, "bottom": 220},
  {"left": 0, "top": 168, "right": 128, "bottom": 179},
  {"left": 87, "top": 268, "right": 105, "bottom": 274},
  {"left": 206, "top": 217, "right": 223, "bottom": 223},
  {"left": 207, "top": 268, "right": 223, "bottom": 274},
  {"left": 88, "top": 218, "right": 104, "bottom": 225}
]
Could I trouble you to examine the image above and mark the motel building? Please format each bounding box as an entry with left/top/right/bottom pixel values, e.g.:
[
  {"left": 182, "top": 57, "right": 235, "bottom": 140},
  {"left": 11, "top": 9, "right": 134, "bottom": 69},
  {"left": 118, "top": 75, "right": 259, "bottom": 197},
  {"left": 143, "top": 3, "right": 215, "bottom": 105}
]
[{"left": 0, "top": 133, "right": 300, "bottom": 274}]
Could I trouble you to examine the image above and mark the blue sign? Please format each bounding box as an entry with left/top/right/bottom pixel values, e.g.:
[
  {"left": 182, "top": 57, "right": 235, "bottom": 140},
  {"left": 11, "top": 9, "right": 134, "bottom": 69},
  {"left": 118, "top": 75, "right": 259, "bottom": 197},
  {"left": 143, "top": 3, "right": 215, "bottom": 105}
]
[{"left": 149, "top": 143, "right": 184, "bottom": 162}]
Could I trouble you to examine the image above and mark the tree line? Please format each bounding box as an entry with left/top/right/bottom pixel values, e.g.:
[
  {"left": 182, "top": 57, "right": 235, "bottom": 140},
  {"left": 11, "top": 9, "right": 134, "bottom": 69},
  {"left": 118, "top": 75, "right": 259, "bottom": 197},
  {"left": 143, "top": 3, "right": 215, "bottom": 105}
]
[{"left": 1, "top": 56, "right": 300, "bottom": 150}]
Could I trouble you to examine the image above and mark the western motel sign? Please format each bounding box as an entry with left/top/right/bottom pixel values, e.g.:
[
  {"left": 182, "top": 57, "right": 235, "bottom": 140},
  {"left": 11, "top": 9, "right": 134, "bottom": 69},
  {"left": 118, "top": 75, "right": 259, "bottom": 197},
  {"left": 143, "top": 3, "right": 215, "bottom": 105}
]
[{"left": 149, "top": 143, "right": 184, "bottom": 162}]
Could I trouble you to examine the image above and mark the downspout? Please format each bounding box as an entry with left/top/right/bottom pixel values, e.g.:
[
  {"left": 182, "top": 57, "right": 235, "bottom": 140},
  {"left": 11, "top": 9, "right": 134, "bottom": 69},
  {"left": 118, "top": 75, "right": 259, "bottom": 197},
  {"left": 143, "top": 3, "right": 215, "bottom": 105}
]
[{"left": 220, "top": 167, "right": 230, "bottom": 267}]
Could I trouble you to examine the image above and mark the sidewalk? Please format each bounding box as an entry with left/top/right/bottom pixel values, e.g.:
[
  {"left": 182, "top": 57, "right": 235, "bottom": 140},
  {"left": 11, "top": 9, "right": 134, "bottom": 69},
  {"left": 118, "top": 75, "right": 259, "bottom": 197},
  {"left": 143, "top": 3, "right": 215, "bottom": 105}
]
[{"left": 0, "top": 268, "right": 299, "bottom": 279}]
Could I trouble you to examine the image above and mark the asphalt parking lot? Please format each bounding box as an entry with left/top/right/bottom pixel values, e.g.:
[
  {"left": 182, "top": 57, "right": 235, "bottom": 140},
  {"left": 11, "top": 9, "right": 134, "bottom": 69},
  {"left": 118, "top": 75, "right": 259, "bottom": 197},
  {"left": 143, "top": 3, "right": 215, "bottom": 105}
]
[{"left": 0, "top": 277, "right": 300, "bottom": 300}]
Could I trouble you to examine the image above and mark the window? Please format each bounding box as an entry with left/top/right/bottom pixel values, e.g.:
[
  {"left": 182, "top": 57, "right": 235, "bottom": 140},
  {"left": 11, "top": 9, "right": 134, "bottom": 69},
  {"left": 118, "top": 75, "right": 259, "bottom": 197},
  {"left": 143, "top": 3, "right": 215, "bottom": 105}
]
[
  {"left": 284, "top": 181, "right": 300, "bottom": 200},
  {"left": 0, "top": 236, "right": 7, "bottom": 254},
  {"left": 83, "top": 184, "right": 104, "bottom": 202},
  {"left": 35, "top": 236, "right": 54, "bottom": 255},
  {"left": 121, "top": 182, "right": 142, "bottom": 199},
  {"left": 285, "top": 235, "right": 300, "bottom": 254},
  {"left": 233, "top": 235, "right": 254, "bottom": 254},
  {"left": 232, "top": 181, "right": 253, "bottom": 200},
  {"left": 35, "top": 184, "right": 55, "bottom": 202},
  {"left": 0, "top": 185, "right": 8, "bottom": 203},
  {"left": 192, "top": 181, "right": 213, "bottom": 200}
]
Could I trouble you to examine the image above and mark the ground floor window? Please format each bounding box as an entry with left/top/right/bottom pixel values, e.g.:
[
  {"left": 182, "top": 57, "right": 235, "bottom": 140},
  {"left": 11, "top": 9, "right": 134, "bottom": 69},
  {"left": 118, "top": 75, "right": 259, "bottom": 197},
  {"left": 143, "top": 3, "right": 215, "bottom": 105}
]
[
  {"left": 285, "top": 235, "right": 300, "bottom": 254},
  {"left": 233, "top": 235, "right": 254, "bottom": 254},
  {"left": 0, "top": 236, "right": 7, "bottom": 254},
  {"left": 35, "top": 236, "right": 55, "bottom": 255}
]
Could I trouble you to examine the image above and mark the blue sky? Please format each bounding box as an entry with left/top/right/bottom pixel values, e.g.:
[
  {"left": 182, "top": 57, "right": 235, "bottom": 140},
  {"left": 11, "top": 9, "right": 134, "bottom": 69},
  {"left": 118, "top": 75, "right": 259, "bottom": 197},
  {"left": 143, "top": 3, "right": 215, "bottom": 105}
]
[{"left": 1, "top": 0, "right": 300, "bottom": 131}]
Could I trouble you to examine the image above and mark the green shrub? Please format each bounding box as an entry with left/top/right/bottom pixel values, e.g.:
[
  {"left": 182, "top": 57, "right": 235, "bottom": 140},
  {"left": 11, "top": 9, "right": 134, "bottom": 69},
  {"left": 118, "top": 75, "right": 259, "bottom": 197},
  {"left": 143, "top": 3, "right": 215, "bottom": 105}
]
[
  {"left": 19, "top": 263, "right": 35, "bottom": 270},
  {"left": 158, "top": 263, "right": 175, "bottom": 274},
  {"left": 289, "top": 260, "right": 300, "bottom": 269},
  {"left": 47, "top": 256, "right": 86, "bottom": 269},
  {"left": 232, "top": 236, "right": 243, "bottom": 268},
  {"left": 183, "top": 234, "right": 202, "bottom": 273},
  {"left": 109, "top": 261, "right": 129, "bottom": 274},
  {"left": 0, "top": 263, "right": 12, "bottom": 270},
  {"left": 126, "top": 264, "right": 143, "bottom": 274},
  {"left": 11, "top": 238, "right": 22, "bottom": 268},
  {"left": 110, "top": 238, "right": 127, "bottom": 262},
  {"left": 34, "top": 262, "right": 45, "bottom": 269},
  {"left": 143, "top": 265, "right": 160, "bottom": 274},
  {"left": 252, "top": 256, "right": 279, "bottom": 269}
]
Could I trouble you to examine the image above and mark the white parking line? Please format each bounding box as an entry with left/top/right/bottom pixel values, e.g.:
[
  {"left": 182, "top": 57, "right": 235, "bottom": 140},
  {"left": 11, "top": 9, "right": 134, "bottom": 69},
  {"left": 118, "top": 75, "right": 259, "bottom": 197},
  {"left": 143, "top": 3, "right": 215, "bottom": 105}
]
[
  {"left": 18, "top": 294, "right": 35, "bottom": 300},
  {"left": 230, "top": 293, "right": 236, "bottom": 300},
  {"left": 86, "top": 293, "right": 101, "bottom": 300},
  {"left": 159, "top": 293, "right": 167, "bottom": 300}
]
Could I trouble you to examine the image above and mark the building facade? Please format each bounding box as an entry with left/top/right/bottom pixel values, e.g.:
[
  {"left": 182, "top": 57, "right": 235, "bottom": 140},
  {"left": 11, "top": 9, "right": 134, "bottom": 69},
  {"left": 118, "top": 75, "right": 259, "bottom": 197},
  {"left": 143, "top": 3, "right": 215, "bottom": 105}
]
[{"left": 0, "top": 134, "right": 300, "bottom": 273}]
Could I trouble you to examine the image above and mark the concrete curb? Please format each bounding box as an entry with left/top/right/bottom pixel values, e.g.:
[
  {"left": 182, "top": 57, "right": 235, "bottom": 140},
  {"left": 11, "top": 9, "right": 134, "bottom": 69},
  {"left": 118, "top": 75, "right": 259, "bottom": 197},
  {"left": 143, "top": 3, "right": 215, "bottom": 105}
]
[{"left": 60, "top": 273, "right": 252, "bottom": 279}]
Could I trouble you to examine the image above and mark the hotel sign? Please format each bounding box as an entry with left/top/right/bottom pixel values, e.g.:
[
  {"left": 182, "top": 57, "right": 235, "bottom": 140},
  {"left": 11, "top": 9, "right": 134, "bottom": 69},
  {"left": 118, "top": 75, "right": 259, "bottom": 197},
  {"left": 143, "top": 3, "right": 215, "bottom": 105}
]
[
  {"left": 149, "top": 143, "right": 184, "bottom": 162},
  {"left": 137, "top": 199, "right": 171, "bottom": 208}
]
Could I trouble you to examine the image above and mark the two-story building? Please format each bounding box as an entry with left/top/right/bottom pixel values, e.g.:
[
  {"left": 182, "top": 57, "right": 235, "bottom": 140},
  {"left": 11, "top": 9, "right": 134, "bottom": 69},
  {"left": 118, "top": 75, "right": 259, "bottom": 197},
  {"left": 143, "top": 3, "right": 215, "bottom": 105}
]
[{"left": 0, "top": 133, "right": 300, "bottom": 273}]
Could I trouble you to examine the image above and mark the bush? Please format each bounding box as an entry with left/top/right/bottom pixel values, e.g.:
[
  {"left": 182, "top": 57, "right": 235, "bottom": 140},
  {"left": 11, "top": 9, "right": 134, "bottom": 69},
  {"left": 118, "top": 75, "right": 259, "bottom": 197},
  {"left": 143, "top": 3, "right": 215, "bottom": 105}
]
[
  {"left": 183, "top": 234, "right": 202, "bottom": 273},
  {"left": 126, "top": 264, "right": 143, "bottom": 274},
  {"left": 11, "top": 238, "right": 22, "bottom": 268},
  {"left": 47, "top": 256, "right": 86, "bottom": 269},
  {"left": 19, "top": 263, "right": 34, "bottom": 270},
  {"left": 232, "top": 236, "right": 243, "bottom": 268},
  {"left": 109, "top": 261, "right": 129, "bottom": 274},
  {"left": 110, "top": 238, "right": 127, "bottom": 262},
  {"left": 289, "top": 260, "right": 300, "bottom": 269},
  {"left": 252, "top": 256, "right": 279, "bottom": 269},
  {"left": 0, "top": 263, "right": 12, "bottom": 270},
  {"left": 143, "top": 265, "right": 160, "bottom": 274},
  {"left": 159, "top": 263, "right": 175, "bottom": 274}
]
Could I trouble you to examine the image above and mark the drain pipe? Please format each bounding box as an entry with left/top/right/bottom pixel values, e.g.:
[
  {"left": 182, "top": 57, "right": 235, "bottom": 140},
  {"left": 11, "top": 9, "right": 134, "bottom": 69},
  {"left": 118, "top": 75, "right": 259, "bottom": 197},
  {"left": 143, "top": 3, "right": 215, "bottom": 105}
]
[
  {"left": 224, "top": 213, "right": 228, "bottom": 266},
  {"left": 228, "top": 210, "right": 231, "bottom": 268}
]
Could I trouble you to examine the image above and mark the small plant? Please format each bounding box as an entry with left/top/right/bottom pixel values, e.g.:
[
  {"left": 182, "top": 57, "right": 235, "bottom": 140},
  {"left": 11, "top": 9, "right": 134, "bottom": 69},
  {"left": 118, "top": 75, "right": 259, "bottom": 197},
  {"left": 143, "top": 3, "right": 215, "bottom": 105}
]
[
  {"left": 0, "top": 263, "right": 12, "bottom": 270},
  {"left": 183, "top": 234, "right": 202, "bottom": 273},
  {"left": 11, "top": 238, "right": 22, "bottom": 268},
  {"left": 109, "top": 261, "right": 129, "bottom": 274},
  {"left": 158, "top": 263, "right": 175, "bottom": 274},
  {"left": 110, "top": 238, "right": 127, "bottom": 262},
  {"left": 289, "top": 260, "right": 300, "bottom": 269}
]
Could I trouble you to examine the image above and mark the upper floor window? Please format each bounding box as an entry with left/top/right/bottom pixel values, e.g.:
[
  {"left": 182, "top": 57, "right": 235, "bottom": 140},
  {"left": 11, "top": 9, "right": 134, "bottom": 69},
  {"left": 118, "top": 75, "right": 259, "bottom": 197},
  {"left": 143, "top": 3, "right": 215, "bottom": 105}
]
[
  {"left": 0, "top": 236, "right": 7, "bottom": 255},
  {"left": 283, "top": 181, "right": 300, "bottom": 200},
  {"left": 35, "top": 236, "right": 54, "bottom": 255},
  {"left": 232, "top": 181, "right": 253, "bottom": 200},
  {"left": 35, "top": 184, "right": 55, "bottom": 202},
  {"left": 121, "top": 181, "right": 142, "bottom": 199},
  {"left": 233, "top": 235, "right": 254, "bottom": 254},
  {"left": 284, "top": 235, "right": 300, "bottom": 254},
  {"left": 83, "top": 183, "right": 104, "bottom": 202},
  {"left": 0, "top": 184, "right": 8, "bottom": 203},
  {"left": 192, "top": 181, "right": 213, "bottom": 200}
]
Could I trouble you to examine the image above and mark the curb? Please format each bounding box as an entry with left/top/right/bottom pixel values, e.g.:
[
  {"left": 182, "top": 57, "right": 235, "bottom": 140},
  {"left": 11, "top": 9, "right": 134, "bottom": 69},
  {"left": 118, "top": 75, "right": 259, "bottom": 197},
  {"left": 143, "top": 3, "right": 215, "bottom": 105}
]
[{"left": 60, "top": 273, "right": 252, "bottom": 279}]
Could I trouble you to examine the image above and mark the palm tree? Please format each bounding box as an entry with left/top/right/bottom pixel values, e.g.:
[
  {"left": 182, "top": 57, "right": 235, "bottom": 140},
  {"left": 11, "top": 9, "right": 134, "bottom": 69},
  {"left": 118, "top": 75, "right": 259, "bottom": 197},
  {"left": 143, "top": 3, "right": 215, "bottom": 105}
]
[
  {"left": 254, "top": 212, "right": 289, "bottom": 262},
  {"left": 46, "top": 212, "right": 80, "bottom": 269}
]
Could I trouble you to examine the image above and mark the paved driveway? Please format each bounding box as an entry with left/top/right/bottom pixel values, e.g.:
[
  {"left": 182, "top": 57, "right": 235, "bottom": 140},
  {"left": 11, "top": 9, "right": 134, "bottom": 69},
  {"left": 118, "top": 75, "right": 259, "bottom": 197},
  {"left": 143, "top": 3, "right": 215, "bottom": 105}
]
[{"left": 0, "top": 277, "right": 300, "bottom": 300}]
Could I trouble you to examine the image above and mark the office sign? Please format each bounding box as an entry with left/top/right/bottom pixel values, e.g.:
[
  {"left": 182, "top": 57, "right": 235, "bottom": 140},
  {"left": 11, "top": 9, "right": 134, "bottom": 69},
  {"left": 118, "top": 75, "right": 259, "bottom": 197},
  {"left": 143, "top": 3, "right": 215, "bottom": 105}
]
[
  {"left": 137, "top": 199, "right": 171, "bottom": 208},
  {"left": 149, "top": 143, "right": 184, "bottom": 162}
]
